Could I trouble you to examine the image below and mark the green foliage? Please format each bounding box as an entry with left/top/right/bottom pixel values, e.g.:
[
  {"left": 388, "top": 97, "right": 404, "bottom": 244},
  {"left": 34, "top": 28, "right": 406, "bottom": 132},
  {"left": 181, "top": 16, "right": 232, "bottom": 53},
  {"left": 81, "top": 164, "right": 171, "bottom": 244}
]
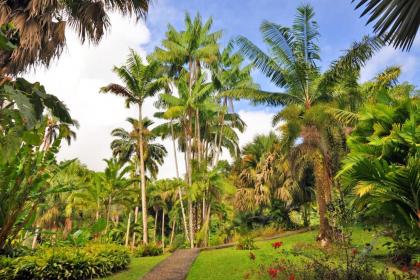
[
  {"left": 236, "top": 236, "right": 257, "bottom": 250},
  {"left": 339, "top": 93, "right": 419, "bottom": 231},
  {"left": 0, "top": 244, "right": 130, "bottom": 280},
  {"left": 133, "top": 243, "right": 163, "bottom": 257}
]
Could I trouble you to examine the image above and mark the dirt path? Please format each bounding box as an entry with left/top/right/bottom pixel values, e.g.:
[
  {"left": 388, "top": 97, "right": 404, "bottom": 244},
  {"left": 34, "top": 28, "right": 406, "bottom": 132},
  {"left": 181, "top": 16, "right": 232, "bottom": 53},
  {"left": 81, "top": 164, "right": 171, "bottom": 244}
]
[{"left": 141, "top": 248, "right": 200, "bottom": 280}]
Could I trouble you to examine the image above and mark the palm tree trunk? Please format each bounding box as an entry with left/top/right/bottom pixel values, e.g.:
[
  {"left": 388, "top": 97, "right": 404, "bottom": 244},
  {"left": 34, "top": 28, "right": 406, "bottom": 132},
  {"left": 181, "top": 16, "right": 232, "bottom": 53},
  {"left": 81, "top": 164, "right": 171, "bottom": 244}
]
[
  {"left": 195, "top": 108, "right": 202, "bottom": 162},
  {"left": 154, "top": 210, "right": 158, "bottom": 242},
  {"left": 184, "top": 118, "right": 194, "bottom": 248},
  {"left": 313, "top": 153, "right": 332, "bottom": 243},
  {"left": 125, "top": 212, "right": 131, "bottom": 247},
  {"left": 106, "top": 196, "right": 112, "bottom": 232},
  {"left": 63, "top": 217, "right": 72, "bottom": 238},
  {"left": 171, "top": 120, "right": 189, "bottom": 242},
  {"left": 202, "top": 196, "right": 206, "bottom": 225},
  {"left": 205, "top": 205, "right": 211, "bottom": 247},
  {"left": 161, "top": 211, "right": 165, "bottom": 250},
  {"left": 138, "top": 103, "right": 148, "bottom": 244},
  {"left": 170, "top": 219, "right": 176, "bottom": 247},
  {"left": 31, "top": 226, "right": 39, "bottom": 249},
  {"left": 132, "top": 206, "right": 138, "bottom": 248}
]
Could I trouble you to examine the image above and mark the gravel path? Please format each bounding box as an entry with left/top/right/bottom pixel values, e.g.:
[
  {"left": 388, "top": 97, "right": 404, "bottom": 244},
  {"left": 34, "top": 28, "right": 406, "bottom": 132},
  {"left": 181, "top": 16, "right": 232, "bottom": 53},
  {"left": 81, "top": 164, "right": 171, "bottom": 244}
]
[{"left": 141, "top": 249, "right": 200, "bottom": 280}]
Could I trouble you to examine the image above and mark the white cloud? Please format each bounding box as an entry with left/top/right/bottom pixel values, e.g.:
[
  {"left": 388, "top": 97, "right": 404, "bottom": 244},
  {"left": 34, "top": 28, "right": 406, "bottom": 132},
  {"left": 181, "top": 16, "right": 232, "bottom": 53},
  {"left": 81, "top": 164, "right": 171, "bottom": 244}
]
[
  {"left": 22, "top": 13, "right": 278, "bottom": 179},
  {"left": 24, "top": 14, "right": 151, "bottom": 171},
  {"left": 237, "top": 110, "right": 276, "bottom": 147},
  {"left": 360, "top": 46, "right": 418, "bottom": 82}
]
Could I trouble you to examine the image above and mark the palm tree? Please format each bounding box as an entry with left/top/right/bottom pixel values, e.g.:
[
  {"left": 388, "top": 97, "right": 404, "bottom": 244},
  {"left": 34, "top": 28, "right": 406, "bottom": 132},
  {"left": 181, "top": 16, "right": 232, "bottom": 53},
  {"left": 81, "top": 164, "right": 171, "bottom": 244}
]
[
  {"left": 233, "top": 132, "right": 281, "bottom": 211},
  {"left": 156, "top": 71, "right": 220, "bottom": 247},
  {"left": 353, "top": 0, "right": 420, "bottom": 50},
  {"left": 41, "top": 116, "right": 79, "bottom": 151},
  {"left": 211, "top": 44, "right": 256, "bottom": 165},
  {"left": 101, "top": 50, "right": 166, "bottom": 244},
  {"left": 101, "top": 158, "right": 135, "bottom": 232},
  {"left": 152, "top": 13, "right": 221, "bottom": 247},
  {"left": 0, "top": 0, "right": 151, "bottom": 75},
  {"left": 225, "top": 4, "right": 383, "bottom": 242},
  {"left": 111, "top": 117, "right": 167, "bottom": 179}
]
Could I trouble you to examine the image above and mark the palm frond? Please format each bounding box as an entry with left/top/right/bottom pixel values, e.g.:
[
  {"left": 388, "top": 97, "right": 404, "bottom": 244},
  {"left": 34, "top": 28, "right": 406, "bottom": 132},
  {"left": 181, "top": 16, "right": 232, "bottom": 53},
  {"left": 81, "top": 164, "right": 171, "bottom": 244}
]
[{"left": 354, "top": 0, "right": 420, "bottom": 50}]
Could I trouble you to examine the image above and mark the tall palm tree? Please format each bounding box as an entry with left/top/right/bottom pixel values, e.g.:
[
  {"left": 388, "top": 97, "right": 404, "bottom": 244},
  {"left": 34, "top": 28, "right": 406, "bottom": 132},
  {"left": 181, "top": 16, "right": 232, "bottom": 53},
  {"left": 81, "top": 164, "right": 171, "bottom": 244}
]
[
  {"left": 152, "top": 13, "right": 221, "bottom": 247},
  {"left": 225, "top": 4, "right": 383, "bottom": 242},
  {"left": 211, "top": 44, "right": 256, "bottom": 165},
  {"left": 0, "top": 0, "right": 151, "bottom": 75},
  {"left": 111, "top": 117, "right": 167, "bottom": 179},
  {"left": 353, "top": 0, "right": 420, "bottom": 50},
  {"left": 101, "top": 50, "right": 166, "bottom": 244},
  {"left": 156, "top": 71, "right": 218, "bottom": 246}
]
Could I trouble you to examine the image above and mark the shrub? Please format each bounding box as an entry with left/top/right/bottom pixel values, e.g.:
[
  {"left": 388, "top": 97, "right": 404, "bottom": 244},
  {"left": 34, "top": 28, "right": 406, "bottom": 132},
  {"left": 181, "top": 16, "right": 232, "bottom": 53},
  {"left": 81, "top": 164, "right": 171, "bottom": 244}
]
[
  {"left": 0, "top": 243, "right": 130, "bottom": 280},
  {"left": 236, "top": 236, "right": 257, "bottom": 250},
  {"left": 134, "top": 243, "right": 163, "bottom": 257},
  {"left": 247, "top": 239, "right": 418, "bottom": 280}
]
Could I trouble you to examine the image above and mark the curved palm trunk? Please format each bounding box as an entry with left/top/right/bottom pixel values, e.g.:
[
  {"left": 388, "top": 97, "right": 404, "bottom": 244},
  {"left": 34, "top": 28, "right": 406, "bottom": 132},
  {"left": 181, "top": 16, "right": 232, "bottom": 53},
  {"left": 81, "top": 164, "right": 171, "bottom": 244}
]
[
  {"left": 170, "top": 120, "right": 189, "bottom": 242},
  {"left": 138, "top": 104, "right": 148, "bottom": 244},
  {"left": 170, "top": 219, "right": 176, "bottom": 247}
]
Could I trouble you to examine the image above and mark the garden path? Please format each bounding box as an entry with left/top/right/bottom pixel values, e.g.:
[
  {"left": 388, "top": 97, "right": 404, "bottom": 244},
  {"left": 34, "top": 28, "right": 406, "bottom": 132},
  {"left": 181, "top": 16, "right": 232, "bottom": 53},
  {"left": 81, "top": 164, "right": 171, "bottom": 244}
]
[
  {"left": 140, "top": 228, "right": 310, "bottom": 279},
  {"left": 141, "top": 248, "right": 200, "bottom": 280}
]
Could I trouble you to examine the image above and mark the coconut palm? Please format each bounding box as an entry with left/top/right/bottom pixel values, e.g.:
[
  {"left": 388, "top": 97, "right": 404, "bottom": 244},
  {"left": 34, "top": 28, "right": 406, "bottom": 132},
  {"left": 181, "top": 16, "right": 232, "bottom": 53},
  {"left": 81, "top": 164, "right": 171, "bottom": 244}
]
[
  {"left": 353, "top": 0, "right": 420, "bottom": 50},
  {"left": 111, "top": 117, "right": 167, "bottom": 179},
  {"left": 101, "top": 50, "right": 166, "bottom": 244},
  {"left": 0, "top": 0, "right": 151, "bottom": 75},
  {"left": 225, "top": 4, "right": 383, "bottom": 242}
]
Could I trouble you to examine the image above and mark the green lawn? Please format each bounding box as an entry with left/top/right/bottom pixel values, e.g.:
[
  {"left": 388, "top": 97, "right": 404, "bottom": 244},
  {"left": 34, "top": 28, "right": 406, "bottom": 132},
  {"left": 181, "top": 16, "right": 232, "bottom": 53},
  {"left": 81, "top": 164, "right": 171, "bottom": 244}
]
[
  {"left": 187, "top": 228, "right": 390, "bottom": 280},
  {"left": 103, "top": 254, "right": 169, "bottom": 280}
]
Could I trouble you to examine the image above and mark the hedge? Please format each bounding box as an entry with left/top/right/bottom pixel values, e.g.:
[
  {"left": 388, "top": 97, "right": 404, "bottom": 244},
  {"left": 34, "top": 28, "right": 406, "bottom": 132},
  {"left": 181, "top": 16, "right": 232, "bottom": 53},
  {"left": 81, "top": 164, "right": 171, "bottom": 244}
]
[{"left": 0, "top": 243, "right": 130, "bottom": 280}]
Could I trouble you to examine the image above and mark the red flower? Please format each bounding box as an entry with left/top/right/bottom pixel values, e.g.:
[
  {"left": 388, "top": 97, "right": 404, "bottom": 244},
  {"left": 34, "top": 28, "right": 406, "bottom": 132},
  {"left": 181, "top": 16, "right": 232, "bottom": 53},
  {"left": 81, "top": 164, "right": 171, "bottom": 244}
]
[
  {"left": 249, "top": 252, "right": 256, "bottom": 261},
  {"left": 351, "top": 248, "right": 358, "bottom": 255},
  {"left": 401, "top": 265, "right": 409, "bottom": 272},
  {"left": 267, "top": 268, "right": 279, "bottom": 279},
  {"left": 272, "top": 241, "right": 283, "bottom": 249},
  {"left": 289, "top": 273, "right": 295, "bottom": 280},
  {"left": 415, "top": 262, "right": 420, "bottom": 269}
]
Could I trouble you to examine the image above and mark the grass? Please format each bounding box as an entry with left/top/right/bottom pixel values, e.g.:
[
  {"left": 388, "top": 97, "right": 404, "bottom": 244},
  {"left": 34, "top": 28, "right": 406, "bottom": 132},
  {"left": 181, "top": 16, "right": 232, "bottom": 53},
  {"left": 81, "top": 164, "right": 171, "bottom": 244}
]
[
  {"left": 187, "top": 228, "right": 391, "bottom": 280},
  {"left": 103, "top": 254, "right": 169, "bottom": 280}
]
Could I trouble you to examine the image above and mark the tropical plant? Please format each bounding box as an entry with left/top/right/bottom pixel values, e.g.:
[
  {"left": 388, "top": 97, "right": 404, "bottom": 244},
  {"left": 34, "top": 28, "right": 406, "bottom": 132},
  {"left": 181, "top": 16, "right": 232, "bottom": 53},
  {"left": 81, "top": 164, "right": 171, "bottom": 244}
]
[
  {"left": 152, "top": 13, "right": 222, "bottom": 247},
  {"left": 353, "top": 0, "right": 420, "bottom": 50},
  {"left": 101, "top": 50, "right": 166, "bottom": 244},
  {"left": 338, "top": 90, "right": 419, "bottom": 232},
  {"left": 0, "top": 78, "right": 75, "bottom": 251},
  {"left": 225, "top": 4, "right": 383, "bottom": 242},
  {"left": 111, "top": 117, "right": 167, "bottom": 179},
  {"left": 0, "top": 0, "right": 151, "bottom": 75}
]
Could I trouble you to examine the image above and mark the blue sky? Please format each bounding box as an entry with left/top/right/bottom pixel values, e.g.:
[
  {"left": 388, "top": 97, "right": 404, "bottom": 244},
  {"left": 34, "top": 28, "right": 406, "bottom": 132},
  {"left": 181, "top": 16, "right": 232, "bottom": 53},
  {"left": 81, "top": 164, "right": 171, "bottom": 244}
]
[
  {"left": 145, "top": 0, "right": 419, "bottom": 112},
  {"left": 26, "top": 0, "right": 419, "bottom": 174}
]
